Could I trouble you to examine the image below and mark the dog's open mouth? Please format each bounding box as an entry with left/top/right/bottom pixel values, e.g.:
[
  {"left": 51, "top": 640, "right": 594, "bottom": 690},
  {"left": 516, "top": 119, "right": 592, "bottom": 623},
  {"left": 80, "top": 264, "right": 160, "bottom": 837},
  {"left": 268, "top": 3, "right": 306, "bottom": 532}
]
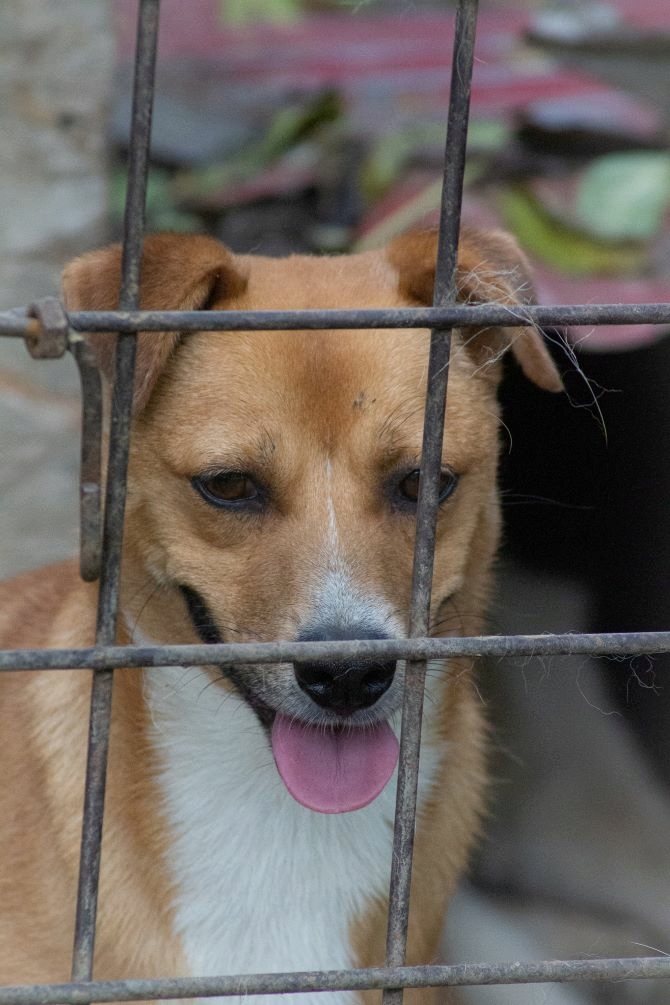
[
  {"left": 271, "top": 713, "right": 399, "bottom": 814},
  {"left": 210, "top": 660, "right": 400, "bottom": 814},
  {"left": 179, "top": 584, "right": 400, "bottom": 812}
]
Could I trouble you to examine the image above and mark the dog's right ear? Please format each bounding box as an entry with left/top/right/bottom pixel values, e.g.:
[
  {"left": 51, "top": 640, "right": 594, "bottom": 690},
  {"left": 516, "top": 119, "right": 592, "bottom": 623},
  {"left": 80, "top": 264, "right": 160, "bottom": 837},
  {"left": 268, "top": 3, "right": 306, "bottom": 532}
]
[{"left": 62, "top": 233, "right": 248, "bottom": 412}]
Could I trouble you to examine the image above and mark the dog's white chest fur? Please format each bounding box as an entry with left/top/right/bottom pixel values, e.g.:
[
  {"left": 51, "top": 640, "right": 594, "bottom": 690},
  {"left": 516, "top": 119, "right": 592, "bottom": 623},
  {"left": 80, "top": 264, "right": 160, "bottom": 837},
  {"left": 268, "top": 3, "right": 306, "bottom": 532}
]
[{"left": 145, "top": 666, "right": 436, "bottom": 1005}]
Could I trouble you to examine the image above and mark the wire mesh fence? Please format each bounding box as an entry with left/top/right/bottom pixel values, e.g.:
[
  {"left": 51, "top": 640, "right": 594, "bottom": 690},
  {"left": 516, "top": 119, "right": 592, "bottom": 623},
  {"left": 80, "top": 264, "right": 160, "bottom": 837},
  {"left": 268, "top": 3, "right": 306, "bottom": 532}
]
[{"left": 1, "top": 0, "right": 670, "bottom": 1001}]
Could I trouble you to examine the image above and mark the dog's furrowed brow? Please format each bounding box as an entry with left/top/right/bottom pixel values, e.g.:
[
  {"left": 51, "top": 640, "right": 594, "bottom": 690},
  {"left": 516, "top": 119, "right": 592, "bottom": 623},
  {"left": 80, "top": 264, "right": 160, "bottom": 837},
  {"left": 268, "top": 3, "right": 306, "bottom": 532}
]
[
  {"left": 376, "top": 400, "right": 426, "bottom": 455},
  {"left": 189, "top": 429, "right": 278, "bottom": 473},
  {"left": 254, "top": 429, "right": 279, "bottom": 463}
]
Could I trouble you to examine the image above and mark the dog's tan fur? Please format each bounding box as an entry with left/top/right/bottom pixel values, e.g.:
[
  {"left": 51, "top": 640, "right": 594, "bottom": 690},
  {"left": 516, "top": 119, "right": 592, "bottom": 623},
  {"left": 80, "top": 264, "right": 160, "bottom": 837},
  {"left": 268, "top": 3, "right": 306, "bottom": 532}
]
[{"left": 0, "top": 229, "right": 560, "bottom": 997}]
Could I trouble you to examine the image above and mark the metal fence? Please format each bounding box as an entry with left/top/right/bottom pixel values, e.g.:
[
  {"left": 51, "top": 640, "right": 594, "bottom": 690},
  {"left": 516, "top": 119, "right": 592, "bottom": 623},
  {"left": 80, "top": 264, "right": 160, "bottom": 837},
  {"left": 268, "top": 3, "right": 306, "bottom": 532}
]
[{"left": 1, "top": 0, "right": 670, "bottom": 1001}]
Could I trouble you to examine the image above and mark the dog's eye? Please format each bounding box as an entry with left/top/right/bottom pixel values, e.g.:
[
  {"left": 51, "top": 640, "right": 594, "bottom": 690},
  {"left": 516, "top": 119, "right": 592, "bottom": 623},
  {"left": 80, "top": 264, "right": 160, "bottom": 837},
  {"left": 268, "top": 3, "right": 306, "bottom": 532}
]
[
  {"left": 396, "top": 467, "right": 459, "bottom": 507},
  {"left": 192, "top": 472, "right": 263, "bottom": 510}
]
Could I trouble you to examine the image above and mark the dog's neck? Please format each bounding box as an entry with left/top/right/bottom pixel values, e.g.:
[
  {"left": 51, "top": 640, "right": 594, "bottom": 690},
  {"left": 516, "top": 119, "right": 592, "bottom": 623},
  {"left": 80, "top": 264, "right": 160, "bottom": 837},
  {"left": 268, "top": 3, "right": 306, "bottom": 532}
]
[{"left": 138, "top": 651, "right": 443, "bottom": 1004}]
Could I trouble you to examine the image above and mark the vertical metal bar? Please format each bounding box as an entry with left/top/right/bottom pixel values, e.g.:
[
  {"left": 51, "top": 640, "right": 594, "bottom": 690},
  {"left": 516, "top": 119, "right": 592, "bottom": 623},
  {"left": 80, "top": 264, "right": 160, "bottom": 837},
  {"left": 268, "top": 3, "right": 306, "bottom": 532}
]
[
  {"left": 383, "top": 2, "right": 479, "bottom": 1002},
  {"left": 433, "top": 0, "right": 479, "bottom": 306},
  {"left": 70, "top": 339, "right": 103, "bottom": 583},
  {"left": 70, "top": 0, "right": 161, "bottom": 983}
]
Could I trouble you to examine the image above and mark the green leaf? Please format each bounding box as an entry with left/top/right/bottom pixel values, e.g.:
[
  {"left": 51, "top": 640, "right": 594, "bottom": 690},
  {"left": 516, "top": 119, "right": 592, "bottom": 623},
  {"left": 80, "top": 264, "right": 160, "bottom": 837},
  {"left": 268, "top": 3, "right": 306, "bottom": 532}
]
[
  {"left": 465, "top": 119, "right": 511, "bottom": 154},
  {"left": 360, "top": 124, "right": 443, "bottom": 202},
  {"left": 576, "top": 152, "right": 670, "bottom": 241},
  {"left": 259, "top": 89, "right": 341, "bottom": 161},
  {"left": 500, "top": 185, "right": 646, "bottom": 276},
  {"left": 111, "top": 167, "right": 202, "bottom": 232},
  {"left": 171, "top": 91, "right": 341, "bottom": 208},
  {"left": 219, "top": 0, "right": 302, "bottom": 24}
]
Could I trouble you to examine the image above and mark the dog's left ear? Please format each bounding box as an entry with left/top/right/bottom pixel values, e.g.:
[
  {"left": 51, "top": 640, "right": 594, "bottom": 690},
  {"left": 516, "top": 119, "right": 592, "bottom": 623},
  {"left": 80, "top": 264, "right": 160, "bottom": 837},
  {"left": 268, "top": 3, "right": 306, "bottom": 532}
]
[
  {"left": 62, "top": 233, "right": 248, "bottom": 412},
  {"left": 388, "top": 227, "right": 563, "bottom": 392}
]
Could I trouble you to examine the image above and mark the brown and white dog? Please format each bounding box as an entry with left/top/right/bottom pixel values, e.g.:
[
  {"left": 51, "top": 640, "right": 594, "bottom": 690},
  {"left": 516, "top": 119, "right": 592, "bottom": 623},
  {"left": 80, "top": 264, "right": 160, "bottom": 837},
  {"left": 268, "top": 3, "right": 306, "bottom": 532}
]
[{"left": 0, "top": 229, "right": 561, "bottom": 1001}]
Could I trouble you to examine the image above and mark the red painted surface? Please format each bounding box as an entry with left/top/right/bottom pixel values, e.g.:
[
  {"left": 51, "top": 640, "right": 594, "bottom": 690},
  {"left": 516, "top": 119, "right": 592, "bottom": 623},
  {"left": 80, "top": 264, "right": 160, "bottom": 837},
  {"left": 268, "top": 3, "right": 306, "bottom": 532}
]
[
  {"left": 113, "top": 5, "right": 617, "bottom": 112},
  {"left": 113, "top": 1, "right": 670, "bottom": 350}
]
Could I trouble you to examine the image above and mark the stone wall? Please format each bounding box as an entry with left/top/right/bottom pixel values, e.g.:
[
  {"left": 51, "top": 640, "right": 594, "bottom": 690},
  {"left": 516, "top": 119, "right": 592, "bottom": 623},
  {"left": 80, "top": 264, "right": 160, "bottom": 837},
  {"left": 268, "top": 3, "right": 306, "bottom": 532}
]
[
  {"left": 0, "top": 0, "right": 113, "bottom": 306},
  {"left": 0, "top": 0, "right": 113, "bottom": 575}
]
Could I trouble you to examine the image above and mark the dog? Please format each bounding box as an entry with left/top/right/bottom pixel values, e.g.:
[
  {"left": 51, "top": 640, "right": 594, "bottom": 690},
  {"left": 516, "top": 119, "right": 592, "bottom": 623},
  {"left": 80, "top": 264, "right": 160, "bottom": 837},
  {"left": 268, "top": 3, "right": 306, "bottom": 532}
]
[{"left": 0, "top": 228, "right": 561, "bottom": 1002}]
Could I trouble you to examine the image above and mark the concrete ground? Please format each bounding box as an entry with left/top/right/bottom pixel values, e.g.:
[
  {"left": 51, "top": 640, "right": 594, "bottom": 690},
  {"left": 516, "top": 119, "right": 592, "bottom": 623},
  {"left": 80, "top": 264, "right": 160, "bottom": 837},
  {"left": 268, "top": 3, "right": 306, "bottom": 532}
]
[{"left": 446, "top": 564, "right": 670, "bottom": 1005}]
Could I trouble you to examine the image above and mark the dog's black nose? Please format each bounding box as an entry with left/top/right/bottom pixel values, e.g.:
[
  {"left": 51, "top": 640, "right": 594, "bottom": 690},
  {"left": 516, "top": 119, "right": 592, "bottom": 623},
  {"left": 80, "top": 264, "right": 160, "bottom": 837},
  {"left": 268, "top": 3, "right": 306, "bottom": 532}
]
[{"left": 294, "top": 627, "right": 396, "bottom": 716}]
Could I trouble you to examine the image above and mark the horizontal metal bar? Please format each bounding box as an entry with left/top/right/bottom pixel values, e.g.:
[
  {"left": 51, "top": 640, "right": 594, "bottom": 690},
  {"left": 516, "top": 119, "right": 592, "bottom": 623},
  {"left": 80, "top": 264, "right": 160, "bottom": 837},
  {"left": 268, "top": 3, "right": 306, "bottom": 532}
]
[
  {"left": 0, "top": 954, "right": 669, "bottom": 1005},
  {"left": 0, "top": 310, "right": 41, "bottom": 337},
  {"left": 51, "top": 302, "right": 670, "bottom": 330},
  {"left": 1, "top": 631, "right": 669, "bottom": 672},
  {"left": 2, "top": 303, "right": 670, "bottom": 338}
]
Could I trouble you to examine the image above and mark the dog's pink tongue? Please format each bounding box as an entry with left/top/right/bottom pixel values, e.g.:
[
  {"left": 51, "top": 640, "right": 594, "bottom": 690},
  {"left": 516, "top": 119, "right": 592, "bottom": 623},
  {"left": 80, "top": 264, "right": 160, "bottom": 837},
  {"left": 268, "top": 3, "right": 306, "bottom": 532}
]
[{"left": 271, "top": 714, "right": 399, "bottom": 814}]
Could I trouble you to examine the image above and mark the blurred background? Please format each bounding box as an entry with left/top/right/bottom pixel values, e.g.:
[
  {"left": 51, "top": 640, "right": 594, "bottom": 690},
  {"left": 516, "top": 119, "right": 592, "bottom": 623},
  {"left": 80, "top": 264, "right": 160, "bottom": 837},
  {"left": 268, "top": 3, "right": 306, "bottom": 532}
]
[{"left": 1, "top": 2, "right": 670, "bottom": 1002}]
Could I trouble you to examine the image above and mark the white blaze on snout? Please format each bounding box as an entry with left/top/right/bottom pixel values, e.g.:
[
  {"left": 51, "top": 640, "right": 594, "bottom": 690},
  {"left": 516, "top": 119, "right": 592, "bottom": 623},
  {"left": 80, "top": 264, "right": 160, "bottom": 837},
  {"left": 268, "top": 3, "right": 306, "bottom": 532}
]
[
  {"left": 325, "top": 458, "right": 339, "bottom": 558},
  {"left": 307, "top": 458, "right": 403, "bottom": 639},
  {"left": 307, "top": 565, "right": 403, "bottom": 641},
  {"left": 265, "top": 459, "right": 404, "bottom": 813}
]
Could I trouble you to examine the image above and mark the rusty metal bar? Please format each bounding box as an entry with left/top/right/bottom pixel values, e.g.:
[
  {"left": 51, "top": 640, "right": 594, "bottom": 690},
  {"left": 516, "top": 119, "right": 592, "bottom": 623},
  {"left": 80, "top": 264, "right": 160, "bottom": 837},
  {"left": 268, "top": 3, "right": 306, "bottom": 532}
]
[
  {"left": 70, "top": 0, "right": 161, "bottom": 984},
  {"left": 1, "top": 630, "right": 670, "bottom": 673},
  {"left": 1, "top": 954, "right": 670, "bottom": 1005},
  {"left": 433, "top": 0, "right": 479, "bottom": 304},
  {"left": 14, "top": 302, "right": 103, "bottom": 581},
  {"left": 3, "top": 302, "right": 670, "bottom": 339},
  {"left": 3, "top": 301, "right": 670, "bottom": 338},
  {"left": 0, "top": 309, "right": 42, "bottom": 337},
  {"left": 24, "top": 297, "right": 70, "bottom": 358},
  {"left": 96, "top": 0, "right": 160, "bottom": 638},
  {"left": 69, "top": 338, "right": 103, "bottom": 582},
  {"left": 383, "top": 3, "right": 479, "bottom": 1001}
]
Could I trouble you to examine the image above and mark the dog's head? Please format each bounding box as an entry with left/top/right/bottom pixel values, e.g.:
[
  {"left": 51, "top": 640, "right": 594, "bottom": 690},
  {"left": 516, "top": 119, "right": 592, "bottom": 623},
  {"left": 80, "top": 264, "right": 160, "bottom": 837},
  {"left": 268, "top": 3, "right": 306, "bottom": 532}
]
[{"left": 63, "top": 229, "right": 561, "bottom": 813}]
